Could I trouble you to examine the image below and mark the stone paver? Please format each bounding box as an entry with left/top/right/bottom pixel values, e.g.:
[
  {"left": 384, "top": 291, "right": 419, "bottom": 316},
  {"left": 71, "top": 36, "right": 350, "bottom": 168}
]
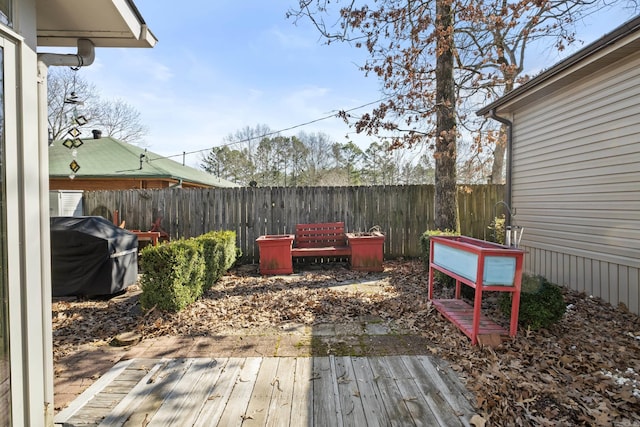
[
  {"left": 364, "top": 322, "right": 391, "bottom": 335},
  {"left": 334, "top": 322, "right": 364, "bottom": 335}
]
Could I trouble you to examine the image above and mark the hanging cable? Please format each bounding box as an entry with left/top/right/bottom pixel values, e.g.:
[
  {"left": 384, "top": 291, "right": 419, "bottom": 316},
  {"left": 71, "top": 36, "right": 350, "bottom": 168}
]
[{"left": 147, "top": 95, "right": 394, "bottom": 163}]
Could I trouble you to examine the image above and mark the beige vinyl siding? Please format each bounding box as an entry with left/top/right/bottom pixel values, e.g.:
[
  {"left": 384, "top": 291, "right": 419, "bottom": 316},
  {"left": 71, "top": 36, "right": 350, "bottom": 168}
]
[{"left": 510, "top": 50, "right": 640, "bottom": 313}]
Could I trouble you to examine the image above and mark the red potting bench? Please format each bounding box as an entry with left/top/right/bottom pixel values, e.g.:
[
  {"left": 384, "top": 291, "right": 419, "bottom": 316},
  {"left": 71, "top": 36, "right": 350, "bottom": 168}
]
[
  {"left": 257, "top": 222, "right": 386, "bottom": 274},
  {"left": 427, "top": 235, "right": 525, "bottom": 345}
]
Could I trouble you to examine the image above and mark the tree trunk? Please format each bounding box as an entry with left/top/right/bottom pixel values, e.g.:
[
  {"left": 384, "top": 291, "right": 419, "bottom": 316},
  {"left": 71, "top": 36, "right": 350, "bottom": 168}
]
[{"left": 434, "top": 0, "right": 459, "bottom": 232}]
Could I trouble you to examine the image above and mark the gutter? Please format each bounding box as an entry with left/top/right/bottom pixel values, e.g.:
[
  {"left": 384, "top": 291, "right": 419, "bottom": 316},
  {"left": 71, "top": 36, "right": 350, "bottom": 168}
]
[
  {"left": 477, "top": 15, "right": 640, "bottom": 116},
  {"left": 487, "top": 109, "right": 514, "bottom": 225}
]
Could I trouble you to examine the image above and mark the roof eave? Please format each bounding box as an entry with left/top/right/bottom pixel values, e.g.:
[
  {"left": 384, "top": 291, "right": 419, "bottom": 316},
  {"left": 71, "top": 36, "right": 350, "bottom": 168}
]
[
  {"left": 36, "top": 0, "right": 157, "bottom": 48},
  {"left": 49, "top": 174, "right": 236, "bottom": 188},
  {"left": 477, "top": 15, "right": 640, "bottom": 117}
]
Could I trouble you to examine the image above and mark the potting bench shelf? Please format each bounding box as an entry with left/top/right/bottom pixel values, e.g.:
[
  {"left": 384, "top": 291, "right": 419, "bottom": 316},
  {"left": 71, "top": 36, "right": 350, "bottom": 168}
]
[
  {"left": 428, "top": 235, "right": 525, "bottom": 345},
  {"left": 431, "top": 299, "right": 508, "bottom": 339}
]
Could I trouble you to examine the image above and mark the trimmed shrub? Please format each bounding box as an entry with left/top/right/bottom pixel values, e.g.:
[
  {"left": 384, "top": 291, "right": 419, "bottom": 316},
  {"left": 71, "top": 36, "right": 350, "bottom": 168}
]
[
  {"left": 499, "top": 275, "right": 566, "bottom": 330},
  {"left": 140, "top": 231, "right": 239, "bottom": 312},
  {"left": 420, "top": 229, "right": 459, "bottom": 288},
  {"left": 139, "top": 240, "right": 206, "bottom": 312},
  {"left": 195, "top": 230, "right": 238, "bottom": 291}
]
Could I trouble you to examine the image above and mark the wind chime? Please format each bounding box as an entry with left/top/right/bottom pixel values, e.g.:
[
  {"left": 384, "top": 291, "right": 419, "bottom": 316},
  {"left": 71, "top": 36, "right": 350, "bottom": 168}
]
[{"left": 62, "top": 66, "right": 88, "bottom": 179}]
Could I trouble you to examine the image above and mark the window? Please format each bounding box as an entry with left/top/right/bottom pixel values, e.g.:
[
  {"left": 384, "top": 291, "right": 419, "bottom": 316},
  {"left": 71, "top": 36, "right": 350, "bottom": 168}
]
[{"left": 0, "top": 0, "right": 10, "bottom": 27}]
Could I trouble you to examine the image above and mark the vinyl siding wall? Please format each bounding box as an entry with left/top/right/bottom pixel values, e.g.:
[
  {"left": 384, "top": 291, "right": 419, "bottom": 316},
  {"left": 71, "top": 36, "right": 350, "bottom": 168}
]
[{"left": 510, "top": 51, "right": 640, "bottom": 314}]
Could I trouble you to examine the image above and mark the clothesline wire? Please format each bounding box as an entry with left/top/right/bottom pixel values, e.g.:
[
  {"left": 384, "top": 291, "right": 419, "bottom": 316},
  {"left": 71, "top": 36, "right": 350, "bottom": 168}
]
[{"left": 148, "top": 96, "right": 392, "bottom": 162}]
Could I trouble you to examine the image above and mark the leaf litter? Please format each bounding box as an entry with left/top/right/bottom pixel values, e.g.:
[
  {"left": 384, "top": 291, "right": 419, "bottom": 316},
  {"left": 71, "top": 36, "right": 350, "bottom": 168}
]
[{"left": 52, "top": 260, "right": 640, "bottom": 425}]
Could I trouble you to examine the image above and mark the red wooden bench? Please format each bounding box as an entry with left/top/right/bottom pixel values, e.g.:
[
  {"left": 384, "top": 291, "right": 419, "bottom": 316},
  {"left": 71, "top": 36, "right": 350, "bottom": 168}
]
[{"left": 290, "top": 222, "right": 351, "bottom": 259}]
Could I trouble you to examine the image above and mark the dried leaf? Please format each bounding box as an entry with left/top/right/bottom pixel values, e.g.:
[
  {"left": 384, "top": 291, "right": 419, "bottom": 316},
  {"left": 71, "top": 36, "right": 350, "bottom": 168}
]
[
  {"left": 52, "top": 260, "right": 640, "bottom": 426},
  {"left": 469, "top": 414, "right": 486, "bottom": 427}
]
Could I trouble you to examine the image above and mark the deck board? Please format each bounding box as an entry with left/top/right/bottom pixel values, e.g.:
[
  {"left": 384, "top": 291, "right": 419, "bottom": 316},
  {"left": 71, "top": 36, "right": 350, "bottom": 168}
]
[
  {"left": 312, "top": 356, "right": 340, "bottom": 427},
  {"left": 410, "top": 355, "right": 475, "bottom": 422},
  {"left": 184, "top": 358, "right": 231, "bottom": 427},
  {"left": 243, "top": 356, "right": 279, "bottom": 426},
  {"left": 148, "top": 358, "right": 219, "bottom": 427},
  {"left": 350, "top": 357, "right": 389, "bottom": 427},
  {"left": 55, "top": 356, "right": 476, "bottom": 427},
  {"left": 366, "top": 357, "right": 416, "bottom": 427},
  {"left": 192, "top": 357, "right": 241, "bottom": 427},
  {"left": 216, "top": 357, "right": 262, "bottom": 426},
  {"left": 266, "top": 357, "right": 297, "bottom": 427},
  {"left": 385, "top": 356, "right": 440, "bottom": 426},
  {"left": 290, "top": 357, "right": 313, "bottom": 426},
  {"left": 333, "top": 356, "right": 368, "bottom": 427},
  {"left": 106, "top": 358, "right": 191, "bottom": 426}
]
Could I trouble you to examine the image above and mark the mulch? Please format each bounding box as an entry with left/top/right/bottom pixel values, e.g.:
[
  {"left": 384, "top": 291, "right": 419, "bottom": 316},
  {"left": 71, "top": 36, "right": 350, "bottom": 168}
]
[{"left": 52, "top": 259, "right": 640, "bottom": 426}]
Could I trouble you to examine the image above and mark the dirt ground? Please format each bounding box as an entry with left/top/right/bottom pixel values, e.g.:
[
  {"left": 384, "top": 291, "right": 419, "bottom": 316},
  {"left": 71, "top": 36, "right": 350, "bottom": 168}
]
[{"left": 52, "top": 260, "right": 640, "bottom": 426}]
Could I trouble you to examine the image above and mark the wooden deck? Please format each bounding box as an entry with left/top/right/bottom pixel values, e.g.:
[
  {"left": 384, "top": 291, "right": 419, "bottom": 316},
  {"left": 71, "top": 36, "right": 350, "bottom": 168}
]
[{"left": 54, "top": 356, "right": 475, "bottom": 426}]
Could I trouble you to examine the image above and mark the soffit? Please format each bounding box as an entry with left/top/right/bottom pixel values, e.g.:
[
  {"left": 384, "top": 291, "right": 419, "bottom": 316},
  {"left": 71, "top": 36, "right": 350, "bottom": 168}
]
[{"left": 36, "top": 0, "right": 157, "bottom": 48}]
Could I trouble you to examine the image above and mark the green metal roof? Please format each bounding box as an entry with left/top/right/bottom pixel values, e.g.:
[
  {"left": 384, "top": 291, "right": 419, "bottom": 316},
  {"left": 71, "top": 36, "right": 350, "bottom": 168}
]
[{"left": 49, "top": 136, "right": 239, "bottom": 188}]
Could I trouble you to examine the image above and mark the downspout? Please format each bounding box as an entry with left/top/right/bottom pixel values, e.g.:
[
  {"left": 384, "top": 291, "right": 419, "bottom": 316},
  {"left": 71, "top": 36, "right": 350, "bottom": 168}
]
[
  {"left": 37, "top": 38, "right": 95, "bottom": 68},
  {"left": 487, "top": 108, "right": 514, "bottom": 226},
  {"left": 36, "top": 38, "right": 94, "bottom": 425}
]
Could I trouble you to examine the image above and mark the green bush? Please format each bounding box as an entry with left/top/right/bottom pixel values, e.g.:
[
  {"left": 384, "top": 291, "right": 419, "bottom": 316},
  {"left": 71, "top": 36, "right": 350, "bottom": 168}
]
[
  {"left": 488, "top": 215, "right": 506, "bottom": 245},
  {"left": 139, "top": 231, "right": 238, "bottom": 312},
  {"left": 196, "top": 230, "right": 238, "bottom": 291},
  {"left": 420, "top": 229, "right": 459, "bottom": 288},
  {"left": 499, "top": 275, "right": 566, "bottom": 330},
  {"left": 139, "top": 240, "right": 206, "bottom": 312}
]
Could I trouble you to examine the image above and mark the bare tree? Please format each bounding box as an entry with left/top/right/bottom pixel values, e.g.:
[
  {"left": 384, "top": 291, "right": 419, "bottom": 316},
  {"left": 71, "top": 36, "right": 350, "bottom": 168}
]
[
  {"left": 297, "top": 131, "right": 335, "bottom": 185},
  {"left": 47, "top": 67, "right": 148, "bottom": 144},
  {"left": 331, "top": 141, "right": 364, "bottom": 186},
  {"left": 224, "top": 124, "right": 272, "bottom": 162},
  {"left": 47, "top": 68, "right": 100, "bottom": 141},
  {"left": 203, "top": 125, "right": 440, "bottom": 186},
  {"left": 290, "top": 0, "right": 459, "bottom": 229},
  {"left": 92, "top": 98, "right": 148, "bottom": 143},
  {"left": 362, "top": 141, "right": 413, "bottom": 185},
  {"left": 288, "top": 0, "right": 635, "bottom": 228},
  {"left": 454, "top": 0, "right": 637, "bottom": 183}
]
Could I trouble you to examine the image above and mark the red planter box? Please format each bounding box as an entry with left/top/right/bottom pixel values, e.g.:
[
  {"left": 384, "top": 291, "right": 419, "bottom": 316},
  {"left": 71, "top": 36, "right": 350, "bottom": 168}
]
[
  {"left": 346, "top": 232, "right": 385, "bottom": 272},
  {"left": 256, "top": 234, "right": 294, "bottom": 275},
  {"left": 427, "top": 235, "right": 525, "bottom": 345}
]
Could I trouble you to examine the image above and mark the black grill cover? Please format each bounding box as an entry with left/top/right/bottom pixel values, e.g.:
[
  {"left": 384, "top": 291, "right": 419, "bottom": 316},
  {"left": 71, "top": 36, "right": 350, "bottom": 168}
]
[{"left": 51, "top": 216, "right": 138, "bottom": 297}]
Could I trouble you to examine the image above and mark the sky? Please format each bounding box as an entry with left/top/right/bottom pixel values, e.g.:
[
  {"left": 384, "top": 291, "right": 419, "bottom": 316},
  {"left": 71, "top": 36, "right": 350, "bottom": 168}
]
[{"left": 44, "top": 1, "right": 636, "bottom": 167}]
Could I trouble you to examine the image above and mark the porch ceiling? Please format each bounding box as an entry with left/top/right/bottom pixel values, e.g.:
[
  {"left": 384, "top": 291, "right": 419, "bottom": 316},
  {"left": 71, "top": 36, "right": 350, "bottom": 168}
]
[{"left": 36, "top": 0, "right": 157, "bottom": 48}]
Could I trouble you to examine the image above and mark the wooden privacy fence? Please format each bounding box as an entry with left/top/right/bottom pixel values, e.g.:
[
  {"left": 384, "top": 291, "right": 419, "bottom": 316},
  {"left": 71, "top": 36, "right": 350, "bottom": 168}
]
[{"left": 83, "top": 185, "right": 505, "bottom": 263}]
